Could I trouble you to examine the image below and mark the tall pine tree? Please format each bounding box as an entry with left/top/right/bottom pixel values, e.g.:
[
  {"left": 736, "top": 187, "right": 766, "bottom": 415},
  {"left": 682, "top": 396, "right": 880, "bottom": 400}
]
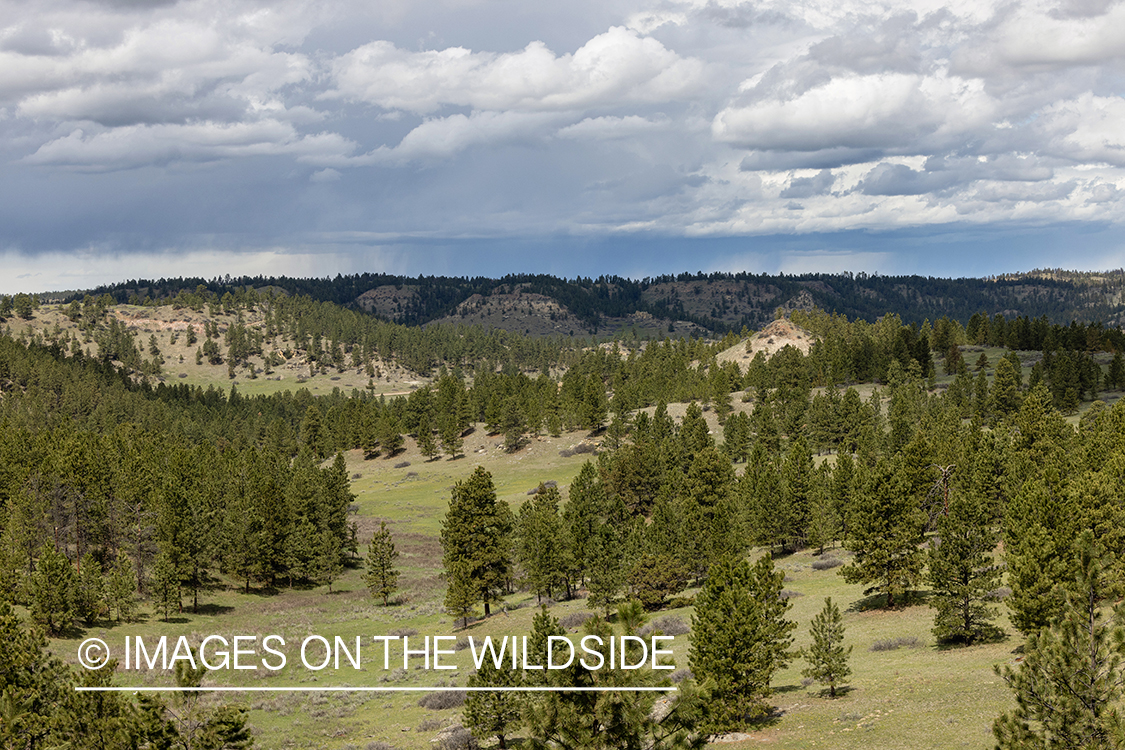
[
  {"left": 689, "top": 556, "right": 795, "bottom": 731},
  {"left": 928, "top": 490, "right": 1002, "bottom": 644},
  {"left": 840, "top": 460, "right": 924, "bottom": 608},
  {"left": 364, "top": 521, "right": 400, "bottom": 606},
  {"left": 441, "top": 467, "right": 512, "bottom": 617}
]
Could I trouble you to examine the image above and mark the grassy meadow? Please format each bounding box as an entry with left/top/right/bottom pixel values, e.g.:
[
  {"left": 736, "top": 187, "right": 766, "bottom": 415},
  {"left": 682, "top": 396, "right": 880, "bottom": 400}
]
[
  {"left": 15, "top": 303, "right": 1089, "bottom": 748},
  {"left": 47, "top": 424, "right": 1021, "bottom": 750}
]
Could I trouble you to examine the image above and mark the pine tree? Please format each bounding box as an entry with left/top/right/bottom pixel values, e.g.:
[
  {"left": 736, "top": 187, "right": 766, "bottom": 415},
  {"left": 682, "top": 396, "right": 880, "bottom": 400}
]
[
  {"left": 313, "top": 529, "right": 343, "bottom": 593},
  {"left": 30, "top": 543, "right": 75, "bottom": 636},
  {"left": 974, "top": 369, "right": 990, "bottom": 419},
  {"left": 585, "top": 524, "right": 624, "bottom": 616},
  {"left": 778, "top": 435, "right": 813, "bottom": 551},
  {"left": 364, "top": 521, "right": 400, "bottom": 606},
  {"left": 805, "top": 465, "right": 839, "bottom": 555},
  {"left": 416, "top": 413, "right": 439, "bottom": 461},
  {"left": 680, "top": 444, "right": 739, "bottom": 575},
  {"left": 0, "top": 601, "right": 70, "bottom": 750},
  {"left": 108, "top": 554, "right": 138, "bottom": 622},
  {"left": 689, "top": 556, "right": 795, "bottom": 731},
  {"left": 57, "top": 660, "right": 150, "bottom": 749},
  {"left": 515, "top": 485, "right": 565, "bottom": 601},
  {"left": 1108, "top": 352, "right": 1124, "bottom": 391},
  {"left": 928, "top": 491, "right": 1002, "bottom": 645},
  {"left": 378, "top": 414, "right": 405, "bottom": 457},
  {"left": 74, "top": 554, "right": 106, "bottom": 625},
  {"left": 441, "top": 467, "right": 513, "bottom": 617},
  {"left": 993, "top": 532, "right": 1125, "bottom": 749},
  {"left": 445, "top": 560, "right": 477, "bottom": 628},
  {"left": 801, "top": 597, "right": 852, "bottom": 698},
  {"left": 563, "top": 461, "right": 605, "bottom": 586},
  {"left": 1004, "top": 478, "right": 1078, "bottom": 635},
  {"left": 152, "top": 550, "right": 180, "bottom": 622},
  {"left": 501, "top": 396, "right": 528, "bottom": 453},
  {"left": 439, "top": 416, "right": 464, "bottom": 460},
  {"left": 722, "top": 410, "right": 751, "bottom": 463},
  {"left": 464, "top": 659, "right": 524, "bottom": 749},
  {"left": 525, "top": 610, "right": 706, "bottom": 749},
  {"left": 840, "top": 460, "right": 924, "bottom": 608},
  {"left": 991, "top": 356, "right": 1022, "bottom": 418}
]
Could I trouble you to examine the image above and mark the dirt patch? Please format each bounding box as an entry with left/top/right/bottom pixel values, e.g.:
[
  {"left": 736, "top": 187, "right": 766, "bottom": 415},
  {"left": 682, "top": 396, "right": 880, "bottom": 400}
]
[{"left": 716, "top": 318, "right": 816, "bottom": 373}]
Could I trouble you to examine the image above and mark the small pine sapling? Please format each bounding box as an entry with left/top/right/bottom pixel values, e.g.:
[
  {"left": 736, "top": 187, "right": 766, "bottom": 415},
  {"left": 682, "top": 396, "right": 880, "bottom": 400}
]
[
  {"left": 801, "top": 597, "right": 852, "bottom": 698},
  {"left": 364, "top": 521, "right": 400, "bottom": 606}
]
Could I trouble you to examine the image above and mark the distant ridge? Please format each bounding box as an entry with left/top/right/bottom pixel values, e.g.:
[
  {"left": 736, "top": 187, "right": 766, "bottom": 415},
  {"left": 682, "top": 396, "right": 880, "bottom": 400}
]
[{"left": 63, "top": 268, "right": 1125, "bottom": 337}]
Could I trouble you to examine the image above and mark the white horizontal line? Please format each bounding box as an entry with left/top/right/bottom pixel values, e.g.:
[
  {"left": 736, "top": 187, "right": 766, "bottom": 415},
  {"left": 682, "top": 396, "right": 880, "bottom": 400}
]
[{"left": 76, "top": 686, "right": 678, "bottom": 693}]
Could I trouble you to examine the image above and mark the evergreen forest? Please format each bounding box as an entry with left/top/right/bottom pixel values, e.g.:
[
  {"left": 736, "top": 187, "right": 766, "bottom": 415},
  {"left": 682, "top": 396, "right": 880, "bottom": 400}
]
[{"left": 0, "top": 279, "right": 1123, "bottom": 749}]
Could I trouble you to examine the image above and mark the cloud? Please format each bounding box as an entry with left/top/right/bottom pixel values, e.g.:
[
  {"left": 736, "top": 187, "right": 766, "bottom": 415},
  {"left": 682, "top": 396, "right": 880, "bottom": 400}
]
[
  {"left": 779, "top": 169, "right": 835, "bottom": 198},
  {"left": 714, "top": 72, "right": 996, "bottom": 153},
  {"left": 739, "top": 149, "right": 884, "bottom": 171},
  {"left": 1038, "top": 94, "right": 1125, "bottom": 167},
  {"left": 856, "top": 163, "right": 963, "bottom": 196},
  {"left": 952, "top": 1, "right": 1125, "bottom": 73},
  {"left": 310, "top": 167, "right": 341, "bottom": 182},
  {"left": 972, "top": 180, "right": 1076, "bottom": 202},
  {"left": 555, "top": 114, "right": 667, "bottom": 139},
  {"left": 325, "top": 26, "right": 704, "bottom": 114},
  {"left": 1, "top": 0, "right": 1124, "bottom": 265},
  {"left": 22, "top": 121, "right": 357, "bottom": 169},
  {"left": 357, "top": 110, "right": 567, "bottom": 164},
  {"left": 0, "top": 3, "right": 317, "bottom": 124}
]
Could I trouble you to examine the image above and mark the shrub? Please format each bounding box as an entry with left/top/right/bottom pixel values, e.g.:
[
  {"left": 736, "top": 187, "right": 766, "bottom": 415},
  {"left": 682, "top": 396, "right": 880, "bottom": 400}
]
[
  {"left": 811, "top": 557, "right": 843, "bottom": 571},
  {"left": 560, "top": 611, "right": 594, "bottom": 629},
  {"left": 640, "top": 615, "right": 691, "bottom": 637},
  {"left": 988, "top": 586, "right": 1012, "bottom": 600},
  {"left": 418, "top": 691, "right": 466, "bottom": 710},
  {"left": 437, "top": 726, "right": 478, "bottom": 750},
  {"left": 394, "top": 461, "right": 411, "bottom": 469},
  {"left": 869, "top": 636, "right": 922, "bottom": 652},
  {"left": 559, "top": 443, "right": 597, "bottom": 458},
  {"left": 415, "top": 717, "right": 444, "bottom": 732}
]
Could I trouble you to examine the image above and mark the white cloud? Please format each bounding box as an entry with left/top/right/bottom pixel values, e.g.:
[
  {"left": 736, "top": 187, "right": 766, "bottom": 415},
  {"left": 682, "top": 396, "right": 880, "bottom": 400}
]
[
  {"left": 0, "top": 1, "right": 317, "bottom": 123},
  {"left": 22, "top": 121, "right": 357, "bottom": 169},
  {"left": 714, "top": 72, "right": 996, "bottom": 153},
  {"left": 555, "top": 114, "right": 667, "bottom": 139},
  {"left": 325, "top": 26, "right": 705, "bottom": 114},
  {"left": 955, "top": 1, "right": 1125, "bottom": 72},
  {"left": 356, "top": 110, "right": 568, "bottom": 164},
  {"left": 1038, "top": 94, "right": 1125, "bottom": 167}
]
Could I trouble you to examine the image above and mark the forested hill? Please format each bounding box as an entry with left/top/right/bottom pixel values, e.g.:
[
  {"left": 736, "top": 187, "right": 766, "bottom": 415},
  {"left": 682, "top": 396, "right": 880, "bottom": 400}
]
[{"left": 59, "top": 268, "right": 1125, "bottom": 337}]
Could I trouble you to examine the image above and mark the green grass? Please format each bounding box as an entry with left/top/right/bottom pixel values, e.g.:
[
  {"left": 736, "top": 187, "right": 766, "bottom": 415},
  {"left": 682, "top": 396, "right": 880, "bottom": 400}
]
[{"left": 47, "top": 440, "right": 1024, "bottom": 750}]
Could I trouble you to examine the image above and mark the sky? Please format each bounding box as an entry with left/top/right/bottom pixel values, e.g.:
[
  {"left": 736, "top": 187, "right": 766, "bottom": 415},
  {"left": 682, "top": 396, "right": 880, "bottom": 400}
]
[{"left": 1, "top": 0, "right": 1124, "bottom": 293}]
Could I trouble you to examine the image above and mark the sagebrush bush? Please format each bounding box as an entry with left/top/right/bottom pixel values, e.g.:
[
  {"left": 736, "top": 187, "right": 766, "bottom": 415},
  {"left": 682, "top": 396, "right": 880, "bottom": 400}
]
[
  {"left": 639, "top": 616, "right": 690, "bottom": 637},
  {"left": 418, "top": 690, "right": 466, "bottom": 710},
  {"left": 869, "top": 636, "right": 922, "bottom": 652},
  {"left": 560, "top": 611, "right": 594, "bottom": 629}
]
